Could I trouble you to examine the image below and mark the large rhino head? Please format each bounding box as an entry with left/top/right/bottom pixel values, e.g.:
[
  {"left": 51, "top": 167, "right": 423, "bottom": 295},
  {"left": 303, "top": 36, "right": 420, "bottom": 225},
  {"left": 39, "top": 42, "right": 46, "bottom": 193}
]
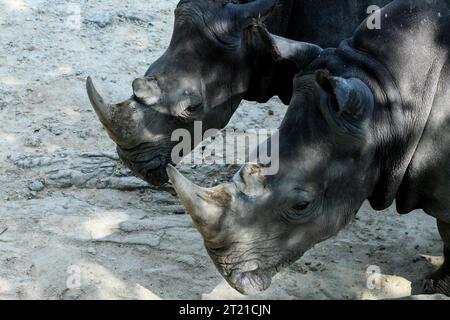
[
  {"left": 167, "top": 31, "right": 379, "bottom": 294},
  {"left": 87, "top": 0, "right": 287, "bottom": 186}
]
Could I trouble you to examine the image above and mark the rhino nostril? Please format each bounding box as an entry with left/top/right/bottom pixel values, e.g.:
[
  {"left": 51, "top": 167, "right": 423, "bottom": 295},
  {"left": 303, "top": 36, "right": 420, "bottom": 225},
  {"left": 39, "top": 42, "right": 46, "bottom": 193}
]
[{"left": 231, "top": 269, "right": 272, "bottom": 295}]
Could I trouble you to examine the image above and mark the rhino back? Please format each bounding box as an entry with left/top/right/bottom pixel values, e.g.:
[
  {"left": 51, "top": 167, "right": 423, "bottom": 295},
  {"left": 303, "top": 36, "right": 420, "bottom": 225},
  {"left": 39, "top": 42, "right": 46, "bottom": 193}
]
[
  {"left": 280, "top": 0, "right": 392, "bottom": 47},
  {"left": 252, "top": 0, "right": 392, "bottom": 103}
]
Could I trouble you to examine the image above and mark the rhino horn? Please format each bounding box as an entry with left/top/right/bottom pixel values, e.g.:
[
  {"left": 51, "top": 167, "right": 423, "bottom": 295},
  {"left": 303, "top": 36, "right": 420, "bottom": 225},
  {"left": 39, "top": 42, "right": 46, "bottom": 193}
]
[
  {"left": 86, "top": 76, "right": 114, "bottom": 127},
  {"left": 86, "top": 77, "right": 141, "bottom": 148},
  {"left": 166, "top": 165, "right": 232, "bottom": 240}
]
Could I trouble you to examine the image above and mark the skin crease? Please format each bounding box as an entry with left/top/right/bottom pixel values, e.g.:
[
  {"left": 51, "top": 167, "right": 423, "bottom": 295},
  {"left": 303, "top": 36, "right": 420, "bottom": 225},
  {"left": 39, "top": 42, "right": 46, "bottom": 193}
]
[
  {"left": 168, "top": 0, "right": 450, "bottom": 295},
  {"left": 87, "top": 0, "right": 391, "bottom": 186}
]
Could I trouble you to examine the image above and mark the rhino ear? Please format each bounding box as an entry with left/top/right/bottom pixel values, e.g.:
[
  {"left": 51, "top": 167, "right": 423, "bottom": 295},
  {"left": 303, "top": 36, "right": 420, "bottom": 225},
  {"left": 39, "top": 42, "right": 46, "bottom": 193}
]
[
  {"left": 227, "top": 0, "right": 279, "bottom": 27},
  {"left": 255, "top": 23, "right": 322, "bottom": 69},
  {"left": 315, "top": 70, "right": 374, "bottom": 121}
]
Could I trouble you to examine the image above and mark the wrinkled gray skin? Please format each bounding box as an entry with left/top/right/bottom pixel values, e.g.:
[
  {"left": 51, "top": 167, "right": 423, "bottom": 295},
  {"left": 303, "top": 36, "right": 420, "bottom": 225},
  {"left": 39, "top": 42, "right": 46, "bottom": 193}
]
[
  {"left": 168, "top": 0, "right": 450, "bottom": 295},
  {"left": 86, "top": 0, "right": 390, "bottom": 186}
]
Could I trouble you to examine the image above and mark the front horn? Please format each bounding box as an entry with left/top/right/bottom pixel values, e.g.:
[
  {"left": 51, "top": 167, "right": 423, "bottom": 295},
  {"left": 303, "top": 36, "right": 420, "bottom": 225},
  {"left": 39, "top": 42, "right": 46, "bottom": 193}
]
[
  {"left": 86, "top": 77, "right": 143, "bottom": 148},
  {"left": 166, "top": 165, "right": 232, "bottom": 240},
  {"left": 86, "top": 76, "right": 113, "bottom": 128}
]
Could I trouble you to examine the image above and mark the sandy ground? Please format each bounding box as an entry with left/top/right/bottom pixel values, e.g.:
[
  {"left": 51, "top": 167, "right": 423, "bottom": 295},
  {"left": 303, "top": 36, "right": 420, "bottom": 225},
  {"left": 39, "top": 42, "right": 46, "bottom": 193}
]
[{"left": 0, "top": 0, "right": 448, "bottom": 300}]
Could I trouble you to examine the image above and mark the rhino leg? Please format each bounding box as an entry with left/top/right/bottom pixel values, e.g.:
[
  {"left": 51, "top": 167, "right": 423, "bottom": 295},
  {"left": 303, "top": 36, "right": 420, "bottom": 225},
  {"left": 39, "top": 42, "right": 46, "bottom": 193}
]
[{"left": 423, "top": 220, "right": 450, "bottom": 296}]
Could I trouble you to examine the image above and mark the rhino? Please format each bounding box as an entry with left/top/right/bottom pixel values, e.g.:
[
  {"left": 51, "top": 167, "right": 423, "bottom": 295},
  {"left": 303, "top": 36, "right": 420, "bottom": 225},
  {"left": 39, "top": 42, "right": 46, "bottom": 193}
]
[
  {"left": 167, "top": 0, "right": 450, "bottom": 296},
  {"left": 86, "top": 0, "right": 390, "bottom": 186}
]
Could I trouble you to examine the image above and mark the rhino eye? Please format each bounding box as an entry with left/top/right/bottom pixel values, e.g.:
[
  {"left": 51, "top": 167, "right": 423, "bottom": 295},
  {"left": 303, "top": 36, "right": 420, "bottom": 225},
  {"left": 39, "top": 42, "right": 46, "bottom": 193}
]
[{"left": 292, "top": 201, "right": 310, "bottom": 211}]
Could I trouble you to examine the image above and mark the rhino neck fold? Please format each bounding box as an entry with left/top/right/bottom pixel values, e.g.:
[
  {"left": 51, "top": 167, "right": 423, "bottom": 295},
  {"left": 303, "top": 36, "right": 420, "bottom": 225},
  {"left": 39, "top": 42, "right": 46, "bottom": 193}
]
[
  {"left": 334, "top": 1, "right": 449, "bottom": 213},
  {"left": 333, "top": 39, "right": 406, "bottom": 211}
]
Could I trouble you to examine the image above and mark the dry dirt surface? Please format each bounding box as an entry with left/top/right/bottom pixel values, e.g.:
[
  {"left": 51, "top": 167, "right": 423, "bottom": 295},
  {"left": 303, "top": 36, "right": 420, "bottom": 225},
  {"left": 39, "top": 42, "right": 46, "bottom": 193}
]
[{"left": 0, "top": 0, "right": 448, "bottom": 300}]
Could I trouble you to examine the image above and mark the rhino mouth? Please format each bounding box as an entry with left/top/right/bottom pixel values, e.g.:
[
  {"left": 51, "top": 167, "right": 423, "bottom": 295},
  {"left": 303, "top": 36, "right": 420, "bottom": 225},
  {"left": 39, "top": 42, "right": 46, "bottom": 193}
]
[
  {"left": 229, "top": 267, "right": 274, "bottom": 295},
  {"left": 216, "top": 250, "right": 305, "bottom": 295},
  {"left": 117, "top": 146, "right": 174, "bottom": 186},
  {"left": 211, "top": 256, "right": 276, "bottom": 295}
]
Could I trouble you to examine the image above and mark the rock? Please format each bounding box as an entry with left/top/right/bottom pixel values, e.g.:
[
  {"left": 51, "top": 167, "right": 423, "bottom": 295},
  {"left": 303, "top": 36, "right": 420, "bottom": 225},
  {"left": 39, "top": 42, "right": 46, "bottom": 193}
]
[
  {"left": 29, "top": 180, "right": 45, "bottom": 192},
  {"left": 28, "top": 191, "right": 38, "bottom": 199},
  {"left": 53, "top": 129, "right": 62, "bottom": 136},
  {"left": 78, "top": 131, "right": 89, "bottom": 140},
  {"left": 7, "top": 154, "right": 63, "bottom": 169},
  {"left": 176, "top": 255, "right": 197, "bottom": 267},
  {"left": 24, "top": 136, "right": 41, "bottom": 148},
  {"left": 117, "top": 12, "right": 154, "bottom": 26},
  {"left": 87, "top": 248, "right": 97, "bottom": 255},
  {"left": 97, "top": 233, "right": 163, "bottom": 248},
  {"left": 8, "top": 151, "right": 156, "bottom": 191},
  {"left": 85, "top": 13, "right": 114, "bottom": 28}
]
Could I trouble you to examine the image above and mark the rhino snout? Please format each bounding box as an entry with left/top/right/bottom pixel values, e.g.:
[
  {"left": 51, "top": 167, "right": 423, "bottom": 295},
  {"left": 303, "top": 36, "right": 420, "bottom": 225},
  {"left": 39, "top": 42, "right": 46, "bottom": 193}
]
[{"left": 229, "top": 268, "right": 274, "bottom": 295}]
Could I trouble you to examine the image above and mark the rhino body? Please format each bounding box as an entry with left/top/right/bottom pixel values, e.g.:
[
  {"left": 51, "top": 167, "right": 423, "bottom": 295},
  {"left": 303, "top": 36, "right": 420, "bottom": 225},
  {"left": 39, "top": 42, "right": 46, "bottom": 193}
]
[
  {"left": 87, "top": 0, "right": 390, "bottom": 186},
  {"left": 168, "top": 0, "right": 450, "bottom": 296}
]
